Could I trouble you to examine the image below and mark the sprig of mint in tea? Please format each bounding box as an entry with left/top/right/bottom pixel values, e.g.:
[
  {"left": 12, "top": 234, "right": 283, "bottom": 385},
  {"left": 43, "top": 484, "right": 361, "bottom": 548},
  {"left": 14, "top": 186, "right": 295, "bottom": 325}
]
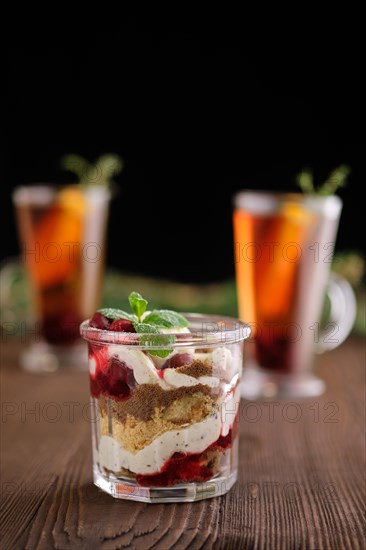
[
  {"left": 296, "top": 165, "right": 351, "bottom": 195},
  {"left": 60, "top": 153, "right": 123, "bottom": 192},
  {"left": 91, "top": 292, "right": 189, "bottom": 358}
]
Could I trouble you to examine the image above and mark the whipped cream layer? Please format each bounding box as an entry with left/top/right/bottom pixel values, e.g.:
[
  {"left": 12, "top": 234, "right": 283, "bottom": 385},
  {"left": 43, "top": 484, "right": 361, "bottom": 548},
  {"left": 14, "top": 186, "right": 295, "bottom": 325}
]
[
  {"left": 97, "top": 385, "right": 240, "bottom": 475},
  {"left": 92, "top": 344, "right": 236, "bottom": 391}
]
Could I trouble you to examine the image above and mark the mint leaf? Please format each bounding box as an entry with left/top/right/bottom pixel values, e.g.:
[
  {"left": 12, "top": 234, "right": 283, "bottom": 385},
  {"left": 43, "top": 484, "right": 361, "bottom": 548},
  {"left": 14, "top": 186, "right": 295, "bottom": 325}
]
[
  {"left": 133, "top": 322, "right": 160, "bottom": 334},
  {"left": 296, "top": 165, "right": 351, "bottom": 196},
  {"left": 148, "top": 347, "right": 174, "bottom": 359},
  {"left": 60, "top": 153, "right": 123, "bottom": 190},
  {"left": 318, "top": 165, "right": 350, "bottom": 196},
  {"left": 133, "top": 321, "right": 175, "bottom": 358},
  {"left": 129, "top": 292, "right": 148, "bottom": 320},
  {"left": 143, "top": 309, "right": 188, "bottom": 328},
  {"left": 296, "top": 168, "right": 314, "bottom": 194},
  {"left": 97, "top": 308, "right": 136, "bottom": 322}
]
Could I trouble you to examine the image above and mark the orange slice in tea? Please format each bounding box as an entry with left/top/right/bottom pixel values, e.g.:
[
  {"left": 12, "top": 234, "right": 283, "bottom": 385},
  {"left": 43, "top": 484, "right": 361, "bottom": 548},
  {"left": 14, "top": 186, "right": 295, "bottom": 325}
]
[
  {"left": 27, "top": 186, "right": 86, "bottom": 288},
  {"left": 57, "top": 187, "right": 87, "bottom": 216},
  {"left": 256, "top": 202, "right": 314, "bottom": 319}
]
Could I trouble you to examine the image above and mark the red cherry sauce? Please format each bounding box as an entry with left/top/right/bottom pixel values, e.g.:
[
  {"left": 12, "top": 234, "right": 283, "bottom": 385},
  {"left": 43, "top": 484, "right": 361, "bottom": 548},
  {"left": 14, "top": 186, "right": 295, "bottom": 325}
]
[{"left": 89, "top": 344, "right": 136, "bottom": 400}]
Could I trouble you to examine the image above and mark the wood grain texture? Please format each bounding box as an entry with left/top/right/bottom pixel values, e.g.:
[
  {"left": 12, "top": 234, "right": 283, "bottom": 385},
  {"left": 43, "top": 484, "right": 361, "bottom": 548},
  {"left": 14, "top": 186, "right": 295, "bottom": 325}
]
[{"left": 1, "top": 337, "right": 365, "bottom": 549}]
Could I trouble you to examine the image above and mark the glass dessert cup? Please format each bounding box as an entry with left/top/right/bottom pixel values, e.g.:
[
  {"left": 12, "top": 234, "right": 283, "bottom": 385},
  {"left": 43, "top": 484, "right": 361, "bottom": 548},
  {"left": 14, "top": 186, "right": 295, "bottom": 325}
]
[{"left": 81, "top": 314, "right": 250, "bottom": 503}]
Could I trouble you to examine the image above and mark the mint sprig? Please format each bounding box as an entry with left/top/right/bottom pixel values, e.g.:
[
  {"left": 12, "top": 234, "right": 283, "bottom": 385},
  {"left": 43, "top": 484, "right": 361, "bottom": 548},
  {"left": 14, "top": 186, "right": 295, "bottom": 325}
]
[
  {"left": 60, "top": 153, "right": 123, "bottom": 192},
  {"left": 129, "top": 292, "right": 148, "bottom": 320},
  {"left": 98, "top": 292, "right": 189, "bottom": 358},
  {"left": 296, "top": 165, "right": 351, "bottom": 196}
]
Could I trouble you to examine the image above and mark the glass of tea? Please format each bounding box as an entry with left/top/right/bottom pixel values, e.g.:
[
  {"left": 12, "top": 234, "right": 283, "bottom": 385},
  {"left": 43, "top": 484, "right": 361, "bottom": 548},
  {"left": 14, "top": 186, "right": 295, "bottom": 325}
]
[
  {"left": 12, "top": 184, "right": 111, "bottom": 372},
  {"left": 233, "top": 191, "right": 357, "bottom": 398}
]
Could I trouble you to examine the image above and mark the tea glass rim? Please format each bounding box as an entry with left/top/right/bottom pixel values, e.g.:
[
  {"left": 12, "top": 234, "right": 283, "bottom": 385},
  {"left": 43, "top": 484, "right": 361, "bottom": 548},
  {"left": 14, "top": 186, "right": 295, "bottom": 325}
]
[
  {"left": 233, "top": 189, "right": 342, "bottom": 218},
  {"left": 12, "top": 183, "right": 111, "bottom": 206},
  {"left": 233, "top": 189, "right": 343, "bottom": 205}
]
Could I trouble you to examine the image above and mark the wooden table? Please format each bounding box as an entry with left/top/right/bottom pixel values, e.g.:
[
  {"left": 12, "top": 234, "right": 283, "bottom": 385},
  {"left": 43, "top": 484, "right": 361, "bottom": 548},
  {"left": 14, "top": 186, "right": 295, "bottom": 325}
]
[{"left": 1, "top": 337, "right": 365, "bottom": 549}]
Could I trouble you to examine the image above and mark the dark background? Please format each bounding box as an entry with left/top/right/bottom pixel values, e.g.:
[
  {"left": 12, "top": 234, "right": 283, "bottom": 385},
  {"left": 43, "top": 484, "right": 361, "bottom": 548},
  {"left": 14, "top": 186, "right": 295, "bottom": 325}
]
[{"left": 4, "top": 31, "right": 365, "bottom": 283}]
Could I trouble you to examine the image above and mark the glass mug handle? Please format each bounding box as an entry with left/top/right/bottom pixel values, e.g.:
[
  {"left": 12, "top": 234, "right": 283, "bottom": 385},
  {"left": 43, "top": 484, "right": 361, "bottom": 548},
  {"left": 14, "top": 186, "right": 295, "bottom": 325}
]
[{"left": 315, "top": 272, "right": 357, "bottom": 354}]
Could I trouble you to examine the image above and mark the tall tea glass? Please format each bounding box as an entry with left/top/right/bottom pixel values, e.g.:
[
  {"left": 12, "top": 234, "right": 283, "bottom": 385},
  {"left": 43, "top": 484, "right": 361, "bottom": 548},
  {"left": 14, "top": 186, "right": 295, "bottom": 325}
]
[
  {"left": 233, "top": 191, "right": 356, "bottom": 398},
  {"left": 12, "top": 184, "right": 110, "bottom": 372}
]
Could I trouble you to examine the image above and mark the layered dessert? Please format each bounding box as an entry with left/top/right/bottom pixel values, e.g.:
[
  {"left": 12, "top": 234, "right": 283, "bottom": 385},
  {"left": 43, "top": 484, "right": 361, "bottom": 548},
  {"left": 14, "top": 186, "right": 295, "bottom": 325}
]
[{"left": 82, "top": 292, "right": 244, "bottom": 490}]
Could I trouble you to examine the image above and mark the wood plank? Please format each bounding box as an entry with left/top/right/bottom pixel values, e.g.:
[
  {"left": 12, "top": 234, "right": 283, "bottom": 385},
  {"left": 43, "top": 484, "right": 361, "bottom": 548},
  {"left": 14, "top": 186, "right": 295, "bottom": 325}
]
[{"left": 1, "top": 337, "right": 365, "bottom": 549}]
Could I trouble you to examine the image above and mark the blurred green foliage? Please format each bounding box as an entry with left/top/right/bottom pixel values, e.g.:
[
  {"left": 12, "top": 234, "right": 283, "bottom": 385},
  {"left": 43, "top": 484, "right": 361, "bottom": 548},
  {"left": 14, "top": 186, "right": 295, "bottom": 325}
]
[{"left": 1, "top": 252, "right": 365, "bottom": 338}]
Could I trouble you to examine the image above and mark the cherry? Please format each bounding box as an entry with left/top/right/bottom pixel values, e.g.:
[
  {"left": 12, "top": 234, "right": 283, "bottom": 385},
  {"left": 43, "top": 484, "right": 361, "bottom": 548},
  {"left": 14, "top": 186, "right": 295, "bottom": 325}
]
[
  {"left": 162, "top": 353, "right": 193, "bottom": 370},
  {"left": 89, "top": 312, "right": 112, "bottom": 330},
  {"left": 109, "top": 318, "right": 136, "bottom": 332},
  {"left": 89, "top": 346, "right": 136, "bottom": 400},
  {"left": 89, "top": 343, "right": 109, "bottom": 372},
  {"left": 89, "top": 312, "right": 136, "bottom": 333},
  {"left": 108, "top": 357, "right": 136, "bottom": 398},
  {"left": 89, "top": 344, "right": 110, "bottom": 398}
]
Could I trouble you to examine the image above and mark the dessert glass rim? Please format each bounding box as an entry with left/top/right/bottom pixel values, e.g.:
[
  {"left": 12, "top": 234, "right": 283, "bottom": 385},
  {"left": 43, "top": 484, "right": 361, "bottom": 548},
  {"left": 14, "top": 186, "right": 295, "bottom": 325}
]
[{"left": 80, "top": 313, "right": 251, "bottom": 348}]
